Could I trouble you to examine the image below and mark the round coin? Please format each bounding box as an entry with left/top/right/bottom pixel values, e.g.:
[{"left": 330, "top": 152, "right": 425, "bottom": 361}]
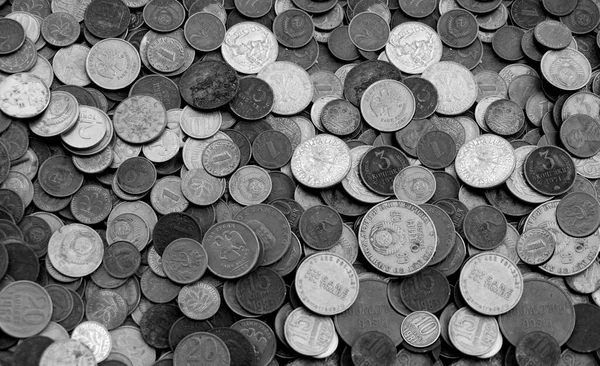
[
  {"left": 524, "top": 146, "right": 576, "bottom": 196},
  {"left": 103, "top": 241, "right": 141, "bottom": 279},
  {"left": 291, "top": 134, "right": 351, "bottom": 189},
  {"left": 421, "top": 61, "right": 477, "bottom": 115},
  {"left": 516, "top": 228, "right": 556, "bottom": 265},
  {"left": 0, "top": 281, "right": 52, "bottom": 338},
  {"left": 0, "top": 73, "right": 50, "bottom": 119},
  {"left": 515, "top": 331, "right": 561, "bottom": 366},
  {"left": 360, "top": 79, "right": 415, "bottom": 132},
  {"left": 401, "top": 311, "right": 441, "bottom": 348},
  {"left": 162, "top": 238, "right": 208, "bottom": 284},
  {"left": 449, "top": 307, "right": 499, "bottom": 356},
  {"left": 179, "top": 60, "right": 239, "bottom": 110},
  {"left": 556, "top": 192, "right": 600, "bottom": 238},
  {"left": 47, "top": 223, "right": 104, "bottom": 277}
]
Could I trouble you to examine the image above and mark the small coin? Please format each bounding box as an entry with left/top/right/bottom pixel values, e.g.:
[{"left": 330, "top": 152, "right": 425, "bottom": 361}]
[
  {"left": 463, "top": 204, "right": 507, "bottom": 250},
  {"left": 400, "top": 267, "right": 450, "bottom": 313},
  {"left": 517, "top": 228, "right": 556, "bottom": 265},
  {"left": 359, "top": 145, "right": 409, "bottom": 196},
  {"left": 41, "top": 12, "right": 79, "bottom": 47},
  {"left": 485, "top": 98, "right": 525, "bottom": 136},
  {"left": 437, "top": 9, "right": 478, "bottom": 48},
  {"left": 401, "top": 311, "right": 441, "bottom": 348},
  {"left": 556, "top": 192, "right": 600, "bottom": 238},
  {"left": 348, "top": 12, "right": 389, "bottom": 52},
  {"left": 116, "top": 156, "right": 157, "bottom": 195},
  {"left": 417, "top": 130, "right": 457, "bottom": 169},
  {"left": 84, "top": 0, "right": 130, "bottom": 38},
  {"left": 285, "top": 307, "right": 335, "bottom": 356},
  {"left": 252, "top": 130, "right": 293, "bottom": 169},
  {"left": 70, "top": 184, "right": 111, "bottom": 225},
  {"left": 178, "top": 281, "right": 220, "bottom": 320},
  {"left": 0, "top": 18, "right": 26, "bottom": 55},
  {"left": 422, "top": 61, "right": 477, "bottom": 116},
  {"left": 107, "top": 213, "right": 150, "bottom": 251},
  {"left": 113, "top": 95, "right": 167, "bottom": 144},
  {"left": 492, "top": 25, "right": 525, "bottom": 61},
  {"left": 71, "top": 321, "right": 112, "bottom": 363},
  {"left": 221, "top": 22, "right": 278, "bottom": 74},
  {"left": 566, "top": 303, "right": 600, "bottom": 353},
  {"left": 162, "top": 238, "right": 207, "bottom": 284},
  {"left": 299, "top": 205, "right": 343, "bottom": 250},
  {"left": 86, "top": 289, "right": 128, "bottom": 330},
  {"left": 103, "top": 241, "right": 141, "bottom": 279}
]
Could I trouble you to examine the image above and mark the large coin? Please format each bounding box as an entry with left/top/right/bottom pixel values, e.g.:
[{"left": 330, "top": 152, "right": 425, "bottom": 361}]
[
  {"left": 449, "top": 307, "right": 499, "bottom": 356},
  {"left": 0, "top": 281, "right": 52, "bottom": 338},
  {"left": 291, "top": 134, "right": 351, "bottom": 189},
  {"left": 455, "top": 134, "right": 516, "bottom": 188},
  {"left": 541, "top": 48, "right": 591, "bottom": 91},
  {"left": 360, "top": 79, "right": 415, "bottom": 132},
  {"left": 358, "top": 200, "right": 437, "bottom": 276},
  {"left": 47, "top": 223, "right": 104, "bottom": 277},
  {"left": 39, "top": 339, "right": 96, "bottom": 366},
  {"left": 284, "top": 307, "right": 335, "bottom": 356},
  {"left": 257, "top": 61, "right": 313, "bottom": 115},
  {"left": 86, "top": 38, "right": 141, "bottom": 90},
  {"left": 0, "top": 73, "right": 50, "bottom": 118},
  {"left": 421, "top": 61, "right": 477, "bottom": 115},
  {"left": 386, "top": 22, "right": 443, "bottom": 74},
  {"left": 174, "top": 332, "right": 230, "bottom": 366}
]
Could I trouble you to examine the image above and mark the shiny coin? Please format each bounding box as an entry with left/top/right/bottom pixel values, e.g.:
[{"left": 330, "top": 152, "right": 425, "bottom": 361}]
[
  {"left": 71, "top": 321, "right": 112, "bottom": 363},
  {"left": 460, "top": 252, "right": 523, "bottom": 315},
  {"left": 61, "top": 106, "right": 108, "bottom": 150},
  {"left": 421, "top": 61, "right": 477, "bottom": 116},
  {"left": 517, "top": 228, "right": 556, "bottom": 265},
  {"left": 294, "top": 252, "right": 359, "bottom": 315},
  {"left": 541, "top": 48, "right": 591, "bottom": 91},
  {"left": 393, "top": 165, "right": 436, "bottom": 204},
  {"left": 291, "top": 134, "right": 351, "bottom": 188},
  {"left": 386, "top": 22, "right": 443, "bottom": 74},
  {"left": 29, "top": 91, "right": 79, "bottom": 137},
  {"left": 401, "top": 311, "right": 441, "bottom": 348},
  {"left": 48, "top": 223, "right": 104, "bottom": 277},
  {"left": 86, "top": 39, "right": 140, "bottom": 90},
  {"left": 360, "top": 79, "right": 415, "bottom": 132},
  {"left": 0, "top": 73, "right": 50, "bottom": 118},
  {"left": 178, "top": 281, "right": 220, "bottom": 320},
  {"left": 113, "top": 95, "right": 167, "bottom": 144},
  {"left": 257, "top": 61, "right": 313, "bottom": 115},
  {"left": 284, "top": 307, "right": 335, "bottom": 356},
  {"left": 221, "top": 22, "right": 278, "bottom": 74},
  {"left": 228, "top": 165, "right": 272, "bottom": 206},
  {"left": 449, "top": 307, "right": 499, "bottom": 356}
]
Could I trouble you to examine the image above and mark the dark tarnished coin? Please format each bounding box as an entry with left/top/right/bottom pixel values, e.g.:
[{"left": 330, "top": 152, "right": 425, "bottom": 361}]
[
  {"left": 0, "top": 143, "right": 9, "bottom": 185},
  {"left": 560, "top": 114, "right": 600, "bottom": 158},
  {"left": 524, "top": 146, "right": 576, "bottom": 196},
  {"left": 328, "top": 26, "right": 361, "bottom": 62},
  {"left": 516, "top": 228, "right": 556, "bottom": 265},
  {"left": 534, "top": 20, "right": 572, "bottom": 50},
  {"left": 434, "top": 198, "right": 468, "bottom": 236},
  {"left": 485, "top": 99, "right": 525, "bottom": 136},
  {"left": 168, "top": 317, "right": 213, "bottom": 350},
  {"left": 266, "top": 171, "right": 296, "bottom": 202},
  {"left": 351, "top": 331, "right": 395, "bottom": 366},
  {"left": 162, "top": 238, "right": 207, "bottom": 284},
  {"left": 521, "top": 28, "right": 545, "bottom": 62},
  {"left": 273, "top": 9, "right": 314, "bottom": 49},
  {"left": 13, "top": 336, "right": 54, "bottom": 366},
  {"left": 0, "top": 219, "right": 23, "bottom": 244},
  {"left": 153, "top": 212, "right": 202, "bottom": 255},
  {"left": 70, "top": 184, "right": 112, "bottom": 225},
  {"left": 457, "top": 0, "right": 502, "bottom": 13},
  {"left": 143, "top": 0, "right": 186, "bottom": 32},
  {"left": 5, "top": 243, "right": 39, "bottom": 281},
  {"left": 208, "top": 327, "right": 256, "bottom": 366},
  {"left": 174, "top": 332, "right": 230, "bottom": 366},
  {"left": 417, "top": 130, "right": 456, "bottom": 169},
  {"left": 38, "top": 155, "right": 84, "bottom": 198},
  {"left": 184, "top": 12, "right": 225, "bottom": 52},
  {"left": 270, "top": 198, "right": 304, "bottom": 236},
  {"left": 463, "top": 205, "right": 507, "bottom": 250},
  {"left": 231, "top": 319, "right": 276, "bottom": 366},
  {"left": 58, "top": 289, "right": 85, "bottom": 332},
  {"left": 299, "top": 205, "right": 343, "bottom": 250},
  {"left": 437, "top": 9, "right": 478, "bottom": 49},
  {"left": 348, "top": 12, "right": 389, "bottom": 52},
  {"left": 511, "top": 0, "right": 547, "bottom": 29},
  {"left": 395, "top": 118, "right": 437, "bottom": 158},
  {"left": 400, "top": 267, "right": 450, "bottom": 313},
  {"left": 420, "top": 204, "right": 456, "bottom": 266},
  {"left": 229, "top": 77, "right": 274, "bottom": 120},
  {"left": 321, "top": 99, "right": 361, "bottom": 136},
  {"left": 234, "top": 203, "right": 291, "bottom": 266},
  {"left": 84, "top": 0, "right": 130, "bottom": 39},
  {"left": 130, "top": 75, "right": 181, "bottom": 110},
  {"left": 45, "top": 284, "right": 74, "bottom": 322},
  {"left": 223, "top": 129, "right": 252, "bottom": 167},
  {"left": 343, "top": 60, "right": 403, "bottom": 107},
  {"left": 103, "top": 241, "right": 141, "bottom": 279},
  {"left": 179, "top": 60, "right": 239, "bottom": 110},
  {"left": 359, "top": 145, "right": 409, "bottom": 196},
  {"left": 516, "top": 331, "right": 560, "bottom": 366},
  {"left": 85, "top": 289, "right": 128, "bottom": 330},
  {"left": 0, "top": 121, "right": 29, "bottom": 161},
  {"left": 252, "top": 130, "right": 293, "bottom": 170},
  {"left": 236, "top": 267, "right": 286, "bottom": 315},
  {"left": 0, "top": 18, "right": 26, "bottom": 55},
  {"left": 141, "top": 304, "right": 181, "bottom": 349},
  {"left": 140, "top": 269, "right": 182, "bottom": 304},
  {"left": 499, "top": 279, "right": 575, "bottom": 346},
  {"left": 0, "top": 244, "right": 7, "bottom": 279},
  {"left": 492, "top": 26, "right": 525, "bottom": 61},
  {"left": 566, "top": 303, "right": 600, "bottom": 352},
  {"left": 41, "top": 12, "right": 79, "bottom": 47},
  {"left": 543, "top": 0, "right": 577, "bottom": 16},
  {"left": 556, "top": 192, "right": 600, "bottom": 238},
  {"left": 403, "top": 77, "right": 438, "bottom": 120},
  {"left": 18, "top": 215, "right": 52, "bottom": 257},
  {"left": 116, "top": 157, "right": 156, "bottom": 195},
  {"left": 560, "top": 0, "right": 600, "bottom": 35}
]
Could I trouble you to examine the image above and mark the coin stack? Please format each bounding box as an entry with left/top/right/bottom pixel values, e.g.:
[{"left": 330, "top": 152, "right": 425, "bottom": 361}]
[{"left": 1, "top": 0, "right": 600, "bottom": 365}]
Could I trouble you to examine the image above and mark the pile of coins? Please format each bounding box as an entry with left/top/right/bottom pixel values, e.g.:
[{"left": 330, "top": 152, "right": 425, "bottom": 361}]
[{"left": 2, "top": 0, "right": 600, "bottom": 364}]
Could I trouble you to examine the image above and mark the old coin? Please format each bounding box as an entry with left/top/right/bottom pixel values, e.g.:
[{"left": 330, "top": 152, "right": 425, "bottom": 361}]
[
  {"left": 5, "top": 242, "right": 38, "bottom": 281},
  {"left": 257, "top": 61, "right": 312, "bottom": 115},
  {"left": 295, "top": 252, "right": 359, "bottom": 315},
  {"left": 179, "top": 60, "right": 239, "bottom": 110},
  {"left": 229, "top": 165, "right": 272, "bottom": 206},
  {"left": 541, "top": 48, "right": 592, "bottom": 91},
  {"left": 455, "top": 134, "right": 516, "bottom": 189},
  {"left": 48, "top": 223, "right": 104, "bottom": 277},
  {"left": 485, "top": 99, "right": 525, "bottom": 136},
  {"left": 162, "top": 238, "right": 207, "bottom": 284},
  {"left": 437, "top": 9, "right": 478, "bottom": 48},
  {"left": 560, "top": 114, "right": 600, "bottom": 158},
  {"left": 181, "top": 168, "right": 225, "bottom": 206},
  {"left": 178, "top": 282, "right": 220, "bottom": 320},
  {"left": 13, "top": 336, "right": 54, "bottom": 366},
  {"left": 463, "top": 205, "right": 507, "bottom": 250},
  {"left": 0, "top": 281, "right": 52, "bottom": 338},
  {"left": 393, "top": 166, "right": 436, "bottom": 204},
  {"left": 116, "top": 157, "right": 156, "bottom": 195},
  {"left": 86, "top": 38, "right": 140, "bottom": 90},
  {"left": 70, "top": 185, "right": 111, "bottom": 225},
  {"left": 103, "top": 241, "right": 141, "bottom": 279},
  {"left": 41, "top": 12, "right": 79, "bottom": 47},
  {"left": 386, "top": 22, "right": 442, "bottom": 74},
  {"left": 85, "top": 289, "right": 128, "bottom": 330},
  {"left": 236, "top": 267, "right": 286, "bottom": 315},
  {"left": 202, "top": 220, "right": 260, "bottom": 279},
  {"left": 359, "top": 200, "right": 437, "bottom": 276},
  {"left": 348, "top": 12, "right": 389, "bottom": 52},
  {"left": 507, "top": 146, "right": 552, "bottom": 204},
  {"left": 207, "top": 327, "right": 257, "bottom": 366},
  {"left": 273, "top": 9, "right": 313, "bottom": 48},
  {"left": 401, "top": 311, "right": 441, "bottom": 348},
  {"left": 285, "top": 307, "right": 335, "bottom": 356},
  {"left": 515, "top": 331, "right": 560, "bottom": 366},
  {"left": 0, "top": 73, "right": 50, "bottom": 119},
  {"left": 359, "top": 145, "right": 409, "bottom": 196},
  {"left": 84, "top": 0, "right": 130, "bottom": 38},
  {"left": 184, "top": 12, "right": 225, "bottom": 52},
  {"left": 229, "top": 77, "right": 274, "bottom": 121},
  {"left": 524, "top": 146, "right": 576, "bottom": 196},
  {"left": 113, "top": 95, "right": 167, "bottom": 144},
  {"left": 72, "top": 321, "right": 112, "bottom": 363},
  {"left": 0, "top": 18, "right": 26, "bottom": 55},
  {"left": 517, "top": 228, "right": 556, "bottom": 265},
  {"left": 291, "top": 134, "right": 351, "bottom": 189},
  {"left": 417, "top": 130, "right": 456, "bottom": 169},
  {"left": 421, "top": 61, "right": 477, "bottom": 116},
  {"left": 180, "top": 107, "right": 222, "bottom": 140},
  {"left": 351, "top": 331, "right": 395, "bottom": 366},
  {"left": 566, "top": 259, "right": 600, "bottom": 294},
  {"left": 140, "top": 303, "right": 181, "bottom": 349},
  {"left": 231, "top": 319, "right": 276, "bottom": 366},
  {"left": 252, "top": 130, "right": 293, "bottom": 169},
  {"left": 360, "top": 79, "right": 415, "bottom": 132},
  {"left": 299, "top": 205, "right": 342, "bottom": 250},
  {"left": 174, "top": 332, "right": 230, "bottom": 366},
  {"left": 556, "top": 192, "right": 600, "bottom": 238},
  {"left": 566, "top": 303, "right": 600, "bottom": 352},
  {"left": 221, "top": 22, "right": 278, "bottom": 74},
  {"left": 449, "top": 307, "right": 499, "bottom": 356},
  {"left": 153, "top": 212, "right": 202, "bottom": 255},
  {"left": 39, "top": 339, "right": 96, "bottom": 365}
]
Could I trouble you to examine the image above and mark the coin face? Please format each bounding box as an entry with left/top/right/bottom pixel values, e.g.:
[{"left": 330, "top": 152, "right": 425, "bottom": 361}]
[
  {"left": 541, "top": 48, "right": 592, "bottom": 91},
  {"left": 174, "top": 332, "right": 230, "bottom": 366},
  {"left": 556, "top": 192, "right": 600, "bottom": 238},
  {"left": 162, "top": 238, "right": 207, "bottom": 284},
  {"left": 524, "top": 146, "right": 576, "bottom": 196},
  {"left": 422, "top": 61, "right": 477, "bottom": 115},
  {"left": 449, "top": 307, "right": 499, "bottom": 356},
  {"left": 39, "top": 339, "right": 96, "bottom": 366},
  {"left": 86, "top": 38, "right": 141, "bottom": 90},
  {"left": 178, "top": 281, "right": 220, "bottom": 320},
  {"left": 455, "top": 134, "right": 516, "bottom": 189},
  {"left": 393, "top": 166, "right": 436, "bottom": 204},
  {"left": 360, "top": 79, "right": 416, "bottom": 132},
  {"left": 358, "top": 200, "right": 437, "bottom": 276},
  {"left": 401, "top": 311, "right": 441, "bottom": 348},
  {"left": 386, "top": 22, "right": 443, "bottom": 74},
  {"left": 257, "top": 61, "right": 313, "bottom": 115},
  {"left": 221, "top": 22, "right": 278, "bottom": 74},
  {"left": 71, "top": 321, "right": 112, "bottom": 363},
  {"left": 29, "top": 91, "right": 79, "bottom": 137},
  {"left": 291, "top": 134, "right": 351, "bottom": 188},
  {"left": 113, "top": 95, "right": 167, "bottom": 144},
  {"left": 342, "top": 145, "right": 388, "bottom": 204},
  {"left": 0, "top": 73, "right": 50, "bottom": 118},
  {"left": 506, "top": 145, "right": 553, "bottom": 203},
  {"left": 0, "top": 281, "right": 52, "bottom": 338},
  {"left": 179, "top": 60, "right": 239, "bottom": 110},
  {"left": 517, "top": 228, "right": 557, "bottom": 265},
  {"left": 285, "top": 307, "right": 335, "bottom": 356}
]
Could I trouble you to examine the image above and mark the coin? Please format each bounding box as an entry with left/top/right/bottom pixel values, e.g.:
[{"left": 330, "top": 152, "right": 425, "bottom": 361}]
[
  {"left": 556, "top": 192, "right": 600, "bottom": 238},
  {"left": 350, "top": 331, "right": 395, "bottom": 366},
  {"left": 0, "top": 18, "right": 26, "bottom": 55},
  {"left": 252, "top": 130, "right": 293, "bottom": 169},
  {"left": 0, "top": 73, "right": 49, "bottom": 119},
  {"left": 560, "top": 114, "right": 600, "bottom": 158},
  {"left": 84, "top": 0, "right": 130, "bottom": 38},
  {"left": 48, "top": 223, "right": 104, "bottom": 277},
  {"left": 360, "top": 79, "right": 415, "bottom": 132},
  {"left": 0, "top": 281, "right": 52, "bottom": 337},
  {"left": 178, "top": 281, "right": 220, "bottom": 320},
  {"left": 162, "top": 238, "right": 207, "bottom": 284},
  {"left": 463, "top": 204, "right": 507, "bottom": 250},
  {"left": 39, "top": 339, "right": 96, "bottom": 366},
  {"left": 257, "top": 61, "right": 312, "bottom": 115},
  {"left": 71, "top": 321, "right": 112, "bottom": 363},
  {"left": 348, "top": 12, "right": 389, "bottom": 52},
  {"left": 221, "top": 22, "right": 278, "bottom": 74},
  {"left": 455, "top": 134, "right": 516, "bottom": 189},
  {"left": 541, "top": 48, "right": 592, "bottom": 91},
  {"left": 103, "top": 241, "right": 141, "bottom": 279},
  {"left": 236, "top": 267, "right": 286, "bottom": 315},
  {"left": 401, "top": 311, "right": 441, "bottom": 349},
  {"left": 113, "top": 95, "right": 167, "bottom": 144},
  {"left": 174, "top": 332, "right": 230, "bottom": 366},
  {"left": 449, "top": 307, "right": 499, "bottom": 356},
  {"left": 86, "top": 38, "right": 141, "bottom": 90},
  {"left": 516, "top": 228, "right": 556, "bottom": 265},
  {"left": 524, "top": 146, "right": 576, "bottom": 196},
  {"left": 421, "top": 61, "right": 477, "bottom": 115},
  {"left": 386, "top": 22, "right": 442, "bottom": 74},
  {"left": 285, "top": 307, "right": 335, "bottom": 356},
  {"left": 179, "top": 60, "right": 239, "bottom": 110}
]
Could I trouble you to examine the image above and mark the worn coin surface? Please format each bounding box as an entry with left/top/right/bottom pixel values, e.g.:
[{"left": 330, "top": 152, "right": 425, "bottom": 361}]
[
  {"left": 421, "top": 61, "right": 477, "bottom": 115},
  {"left": 400, "top": 311, "right": 441, "bottom": 348},
  {"left": 48, "top": 223, "right": 104, "bottom": 277},
  {"left": 449, "top": 307, "right": 499, "bottom": 356},
  {"left": 0, "top": 73, "right": 50, "bottom": 119}
]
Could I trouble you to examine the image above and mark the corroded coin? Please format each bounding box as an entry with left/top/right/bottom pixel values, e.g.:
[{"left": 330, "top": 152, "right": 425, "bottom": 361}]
[
  {"left": 386, "top": 22, "right": 443, "bottom": 74},
  {"left": 48, "top": 223, "right": 104, "bottom": 277},
  {"left": 0, "top": 281, "right": 52, "bottom": 338},
  {"left": 221, "top": 22, "right": 278, "bottom": 74},
  {"left": 113, "top": 95, "right": 167, "bottom": 144},
  {"left": 393, "top": 165, "right": 436, "bottom": 204},
  {"left": 421, "top": 61, "right": 477, "bottom": 115},
  {"left": 449, "top": 307, "right": 499, "bottom": 356},
  {"left": 162, "top": 238, "right": 207, "bottom": 284},
  {"left": 295, "top": 252, "right": 359, "bottom": 315},
  {"left": 455, "top": 134, "right": 516, "bottom": 189},
  {"left": 0, "top": 73, "right": 50, "bottom": 118},
  {"left": 285, "top": 307, "right": 335, "bottom": 356},
  {"left": 86, "top": 38, "right": 141, "bottom": 90},
  {"left": 460, "top": 252, "right": 523, "bottom": 315},
  {"left": 556, "top": 192, "right": 600, "bottom": 238},
  {"left": 400, "top": 311, "right": 440, "bottom": 348},
  {"left": 351, "top": 331, "right": 395, "bottom": 366},
  {"left": 517, "top": 228, "right": 556, "bottom": 265},
  {"left": 179, "top": 60, "right": 239, "bottom": 110},
  {"left": 358, "top": 200, "right": 437, "bottom": 276},
  {"left": 360, "top": 79, "right": 415, "bottom": 132}
]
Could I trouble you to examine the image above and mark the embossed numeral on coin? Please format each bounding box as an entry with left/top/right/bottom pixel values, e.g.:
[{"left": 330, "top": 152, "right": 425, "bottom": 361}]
[
  {"left": 412, "top": 315, "right": 437, "bottom": 335},
  {"left": 79, "top": 119, "right": 101, "bottom": 139},
  {"left": 429, "top": 141, "right": 444, "bottom": 159},
  {"left": 375, "top": 151, "right": 391, "bottom": 170},
  {"left": 266, "top": 141, "right": 280, "bottom": 159},
  {"left": 161, "top": 188, "right": 180, "bottom": 202},
  {"left": 187, "top": 337, "right": 218, "bottom": 362},
  {"left": 538, "top": 150, "right": 556, "bottom": 170}
]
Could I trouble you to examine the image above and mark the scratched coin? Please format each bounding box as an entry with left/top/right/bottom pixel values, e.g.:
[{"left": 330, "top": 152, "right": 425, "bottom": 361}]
[
  {"left": 71, "top": 321, "right": 112, "bottom": 363},
  {"left": 421, "top": 61, "right": 477, "bottom": 115},
  {"left": 291, "top": 134, "right": 351, "bottom": 189},
  {"left": 113, "top": 95, "right": 167, "bottom": 144},
  {"left": 0, "top": 73, "right": 50, "bottom": 119}
]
